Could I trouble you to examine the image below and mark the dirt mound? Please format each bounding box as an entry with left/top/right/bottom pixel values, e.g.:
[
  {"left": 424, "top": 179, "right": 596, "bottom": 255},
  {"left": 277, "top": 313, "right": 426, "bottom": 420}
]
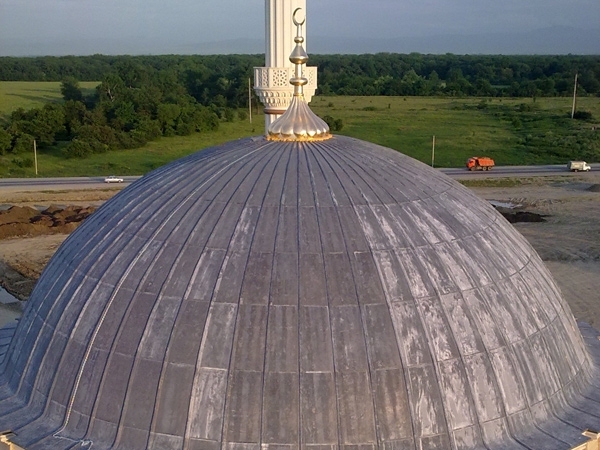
[
  {"left": 0, "top": 206, "right": 39, "bottom": 225},
  {"left": 500, "top": 211, "right": 547, "bottom": 223},
  {"left": 587, "top": 184, "right": 600, "bottom": 192},
  {"left": 0, "top": 205, "right": 97, "bottom": 240}
]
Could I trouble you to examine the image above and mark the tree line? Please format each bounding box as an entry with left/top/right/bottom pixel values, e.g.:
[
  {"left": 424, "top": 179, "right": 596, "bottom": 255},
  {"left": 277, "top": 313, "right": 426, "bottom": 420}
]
[
  {"left": 1, "top": 53, "right": 599, "bottom": 97},
  {"left": 0, "top": 53, "right": 599, "bottom": 160},
  {"left": 0, "top": 57, "right": 257, "bottom": 159},
  {"left": 310, "top": 53, "right": 600, "bottom": 97}
]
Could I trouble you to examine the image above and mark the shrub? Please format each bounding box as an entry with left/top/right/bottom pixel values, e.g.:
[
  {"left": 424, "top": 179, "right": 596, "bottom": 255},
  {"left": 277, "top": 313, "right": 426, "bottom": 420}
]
[
  {"left": 573, "top": 111, "right": 593, "bottom": 121},
  {"left": 0, "top": 128, "right": 12, "bottom": 155},
  {"left": 63, "top": 139, "right": 93, "bottom": 158},
  {"left": 224, "top": 108, "right": 235, "bottom": 123},
  {"left": 61, "top": 78, "right": 83, "bottom": 102},
  {"left": 175, "top": 121, "right": 194, "bottom": 136},
  {"left": 135, "top": 118, "right": 162, "bottom": 141},
  {"left": 322, "top": 115, "right": 344, "bottom": 132},
  {"left": 518, "top": 103, "right": 533, "bottom": 112},
  {"left": 75, "top": 125, "right": 118, "bottom": 149},
  {"left": 193, "top": 108, "right": 219, "bottom": 132},
  {"left": 11, "top": 157, "right": 34, "bottom": 168},
  {"left": 12, "top": 133, "right": 35, "bottom": 154}
]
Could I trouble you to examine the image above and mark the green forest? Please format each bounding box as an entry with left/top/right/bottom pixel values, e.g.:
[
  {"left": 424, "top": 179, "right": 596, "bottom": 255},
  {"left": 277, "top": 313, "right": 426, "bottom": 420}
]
[
  {"left": 0, "top": 53, "right": 599, "bottom": 168},
  {"left": 2, "top": 53, "right": 599, "bottom": 96}
]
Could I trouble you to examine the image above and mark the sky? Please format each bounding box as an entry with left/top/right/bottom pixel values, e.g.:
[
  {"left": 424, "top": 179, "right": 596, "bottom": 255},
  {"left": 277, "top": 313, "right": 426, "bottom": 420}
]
[{"left": 1, "top": 0, "right": 600, "bottom": 56}]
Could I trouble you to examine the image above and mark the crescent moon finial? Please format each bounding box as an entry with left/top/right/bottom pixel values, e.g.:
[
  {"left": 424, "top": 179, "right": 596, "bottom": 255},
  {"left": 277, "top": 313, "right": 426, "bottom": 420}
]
[{"left": 293, "top": 7, "right": 305, "bottom": 27}]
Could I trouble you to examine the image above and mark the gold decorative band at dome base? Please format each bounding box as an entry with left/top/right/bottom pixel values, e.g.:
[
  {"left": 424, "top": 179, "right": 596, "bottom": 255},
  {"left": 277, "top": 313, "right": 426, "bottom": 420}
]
[{"left": 266, "top": 132, "right": 332, "bottom": 142}]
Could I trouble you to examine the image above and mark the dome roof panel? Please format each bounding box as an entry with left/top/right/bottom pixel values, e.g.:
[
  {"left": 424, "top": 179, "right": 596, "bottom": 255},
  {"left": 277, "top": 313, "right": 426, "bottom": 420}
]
[{"left": 0, "top": 135, "right": 599, "bottom": 449}]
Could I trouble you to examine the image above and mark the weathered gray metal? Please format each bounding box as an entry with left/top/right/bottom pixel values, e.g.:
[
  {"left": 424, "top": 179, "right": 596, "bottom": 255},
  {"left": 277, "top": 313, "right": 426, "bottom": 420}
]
[{"left": 0, "top": 136, "right": 599, "bottom": 449}]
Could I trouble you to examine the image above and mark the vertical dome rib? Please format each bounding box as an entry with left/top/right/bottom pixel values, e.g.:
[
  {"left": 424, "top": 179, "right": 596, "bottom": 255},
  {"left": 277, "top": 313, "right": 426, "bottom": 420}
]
[
  {"left": 1, "top": 136, "right": 599, "bottom": 450},
  {"left": 306, "top": 144, "right": 379, "bottom": 446},
  {"left": 88, "top": 141, "right": 283, "bottom": 448}
]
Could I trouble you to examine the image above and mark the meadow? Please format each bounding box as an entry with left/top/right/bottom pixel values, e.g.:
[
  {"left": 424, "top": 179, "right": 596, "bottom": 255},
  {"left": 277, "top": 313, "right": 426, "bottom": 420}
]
[
  {"left": 0, "top": 81, "right": 99, "bottom": 116},
  {"left": 1, "top": 82, "right": 598, "bottom": 177},
  {"left": 311, "top": 95, "right": 600, "bottom": 167}
]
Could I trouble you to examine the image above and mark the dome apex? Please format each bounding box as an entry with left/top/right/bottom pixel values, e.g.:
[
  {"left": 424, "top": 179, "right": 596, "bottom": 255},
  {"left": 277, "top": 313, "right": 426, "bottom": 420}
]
[{"left": 268, "top": 9, "right": 331, "bottom": 142}]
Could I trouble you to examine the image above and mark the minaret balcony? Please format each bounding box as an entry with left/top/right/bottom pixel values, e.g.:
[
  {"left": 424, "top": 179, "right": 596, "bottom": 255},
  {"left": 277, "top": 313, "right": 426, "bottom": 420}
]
[{"left": 254, "top": 66, "right": 317, "bottom": 114}]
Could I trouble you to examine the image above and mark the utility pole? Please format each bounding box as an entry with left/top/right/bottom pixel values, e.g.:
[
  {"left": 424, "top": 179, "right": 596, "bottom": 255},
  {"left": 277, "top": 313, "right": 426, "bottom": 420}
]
[
  {"left": 431, "top": 135, "right": 436, "bottom": 168},
  {"left": 248, "top": 78, "right": 252, "bottom": 124},
  {"left": 33, "top": 139, "right": 38, "bottom": 175},
  {"left": 571, "top": 73, "right": 578, "bottom": 119}
]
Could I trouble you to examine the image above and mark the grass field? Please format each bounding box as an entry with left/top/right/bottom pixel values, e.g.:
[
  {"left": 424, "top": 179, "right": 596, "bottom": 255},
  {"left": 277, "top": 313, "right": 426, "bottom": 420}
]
[
  {"left": 23, "top": 120, "right": 260, "bottom": 177},
  {"left": 0, "top": 81, "right": 99, "bottom": 117},
  {"left": 0, "top": 81, "right": 599, "bottom": 177},
  {"left": 311, "top": 95, "right": 600, "bottom": 167}
]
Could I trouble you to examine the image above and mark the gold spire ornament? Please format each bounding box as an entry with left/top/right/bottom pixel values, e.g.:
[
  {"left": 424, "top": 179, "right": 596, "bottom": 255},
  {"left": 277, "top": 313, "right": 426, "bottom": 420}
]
[{"left": 267, "top": 8, "right": 331, "bottom": 141}]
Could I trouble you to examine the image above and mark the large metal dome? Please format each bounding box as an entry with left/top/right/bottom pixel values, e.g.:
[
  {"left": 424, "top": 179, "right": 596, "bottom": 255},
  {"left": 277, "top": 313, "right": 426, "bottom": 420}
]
[{"left": 1, "top": 135, "right": 600, "bottom": 450}]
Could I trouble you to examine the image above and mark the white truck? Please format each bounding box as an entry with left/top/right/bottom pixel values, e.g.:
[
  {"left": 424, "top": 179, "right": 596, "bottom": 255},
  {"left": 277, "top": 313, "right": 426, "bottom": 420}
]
[{"left": 567, "top": 161, "right": 591, "bottom": 172}]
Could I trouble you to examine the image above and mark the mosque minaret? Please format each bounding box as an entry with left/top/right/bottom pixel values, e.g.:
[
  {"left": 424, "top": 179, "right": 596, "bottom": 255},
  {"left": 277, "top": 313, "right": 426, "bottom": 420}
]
[{"left": 254, "top": 0, "right": 317, "bottom": 131}]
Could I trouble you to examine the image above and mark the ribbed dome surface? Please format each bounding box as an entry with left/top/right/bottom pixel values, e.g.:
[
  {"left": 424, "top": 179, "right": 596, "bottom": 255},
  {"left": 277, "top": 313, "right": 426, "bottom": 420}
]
[{"left": 0, "top": 135, "right": 599, "bottom": 450}]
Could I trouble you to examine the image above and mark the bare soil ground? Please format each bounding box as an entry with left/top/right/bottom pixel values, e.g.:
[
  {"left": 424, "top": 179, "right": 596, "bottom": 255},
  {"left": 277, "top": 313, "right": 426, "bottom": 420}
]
[
  {"left": 472, "top": 173, "right": 600, "bottom": 326},
  {"left": 1, "top": 175, "right": 599, "bottom": 327},
  {"left": 0, "top": 188, "right": 117, "bottom": 326}
]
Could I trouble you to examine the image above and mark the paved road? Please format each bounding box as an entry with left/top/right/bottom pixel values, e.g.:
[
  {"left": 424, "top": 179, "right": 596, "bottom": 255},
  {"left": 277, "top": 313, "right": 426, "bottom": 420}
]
[
  {"left": 0, "top": 176, "right": 140, "bottom": 191},
  {"left": 440, "top": 164, "right": 597, "bottom": 179},
  {"left": 0, "top": 165, "right": 596, "bottom": 191}
]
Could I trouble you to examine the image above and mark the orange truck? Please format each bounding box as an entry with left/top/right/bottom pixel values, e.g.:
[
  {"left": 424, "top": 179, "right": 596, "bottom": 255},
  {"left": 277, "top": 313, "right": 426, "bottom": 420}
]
[{"left": 466, "top": 156, "right": 495, "bottom": 171}]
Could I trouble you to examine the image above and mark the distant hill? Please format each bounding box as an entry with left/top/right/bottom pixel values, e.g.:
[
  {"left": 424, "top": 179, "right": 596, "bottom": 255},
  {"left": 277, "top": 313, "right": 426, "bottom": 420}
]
[
  {"left": 310, "top": 27, "right": 600, "bottom": 55},
  {"left": 2, "top": 26, "right": 599, "bottom": 56},
  {"left": 0, "top": 37, "right": 264, "bottom": 57}
]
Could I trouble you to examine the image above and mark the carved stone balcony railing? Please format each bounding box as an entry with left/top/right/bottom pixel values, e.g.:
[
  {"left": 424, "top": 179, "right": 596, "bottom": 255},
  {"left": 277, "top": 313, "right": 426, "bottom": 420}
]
[{"left": 254, "top": 66, "right": 317, "bottom": 114}]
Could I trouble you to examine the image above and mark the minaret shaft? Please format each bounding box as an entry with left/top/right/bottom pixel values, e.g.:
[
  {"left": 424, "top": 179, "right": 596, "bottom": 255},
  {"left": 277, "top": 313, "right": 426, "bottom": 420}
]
[
  {"left": 266, "top": 0, "right": 301, "bottom": 67},
  {"left": 255, "top": 0, "right": 317, "bottom": 133}
]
